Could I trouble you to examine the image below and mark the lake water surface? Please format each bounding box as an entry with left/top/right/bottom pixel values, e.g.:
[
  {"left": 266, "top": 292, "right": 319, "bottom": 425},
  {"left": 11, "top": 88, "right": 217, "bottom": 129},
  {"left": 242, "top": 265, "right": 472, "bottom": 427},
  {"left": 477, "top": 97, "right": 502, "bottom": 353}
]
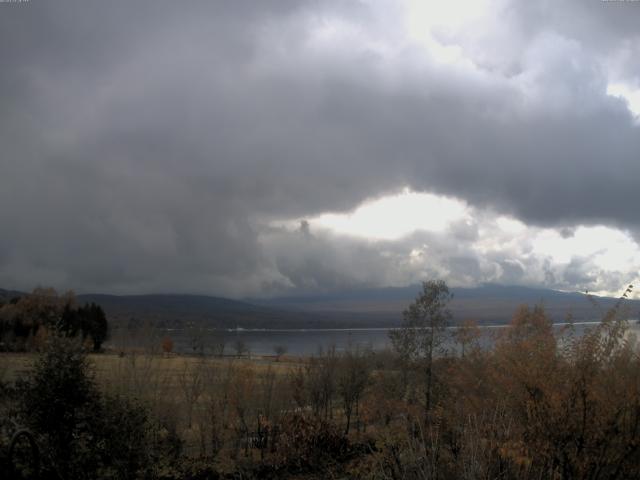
[{"left": 143, "top": 321, "right": 640, "bottom": 357}]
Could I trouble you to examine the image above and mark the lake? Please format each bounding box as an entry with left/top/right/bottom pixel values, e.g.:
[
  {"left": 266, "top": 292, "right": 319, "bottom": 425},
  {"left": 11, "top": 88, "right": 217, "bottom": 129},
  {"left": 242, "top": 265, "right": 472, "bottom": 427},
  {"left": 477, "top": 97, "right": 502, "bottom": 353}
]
[{"left": 114, "top": 320, "right": 640, "bottom": 357}]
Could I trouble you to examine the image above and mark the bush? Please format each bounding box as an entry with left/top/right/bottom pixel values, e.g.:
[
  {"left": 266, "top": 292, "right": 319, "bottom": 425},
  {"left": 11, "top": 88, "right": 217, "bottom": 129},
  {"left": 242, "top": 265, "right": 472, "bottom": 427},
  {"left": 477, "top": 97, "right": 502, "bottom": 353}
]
[
  {"left": 15, "top": 332, "right": 158, "bottom": 479},
  {"left": 271, "top": 414, "right": 350, "bottom": 473}
]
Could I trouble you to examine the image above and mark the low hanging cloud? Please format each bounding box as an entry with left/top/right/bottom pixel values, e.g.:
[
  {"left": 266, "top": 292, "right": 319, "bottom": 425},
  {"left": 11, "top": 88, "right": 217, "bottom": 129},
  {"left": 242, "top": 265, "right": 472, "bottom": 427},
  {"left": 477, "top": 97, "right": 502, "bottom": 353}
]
[
  {"left": 263, "top": 203, "right": 640, "bottom": 298},
  {"left": 0, "top": 0, "right": 639, "bottom": 296}
]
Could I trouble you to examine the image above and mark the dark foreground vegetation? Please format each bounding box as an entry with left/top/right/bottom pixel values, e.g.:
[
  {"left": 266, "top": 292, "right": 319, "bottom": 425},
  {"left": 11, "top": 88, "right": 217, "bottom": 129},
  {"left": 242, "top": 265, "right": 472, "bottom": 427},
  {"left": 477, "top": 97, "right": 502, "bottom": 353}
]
[{"left": 1, "top": 281, "right": 640, "bottom": 479}]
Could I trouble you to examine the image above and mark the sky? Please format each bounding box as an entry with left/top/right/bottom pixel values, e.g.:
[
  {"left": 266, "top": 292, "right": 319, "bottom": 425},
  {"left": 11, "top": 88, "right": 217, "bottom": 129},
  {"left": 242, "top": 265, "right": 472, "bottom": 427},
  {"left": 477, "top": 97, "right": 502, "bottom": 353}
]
[{"left": 1, "top": 0, "right": 639, "bottom": 298}]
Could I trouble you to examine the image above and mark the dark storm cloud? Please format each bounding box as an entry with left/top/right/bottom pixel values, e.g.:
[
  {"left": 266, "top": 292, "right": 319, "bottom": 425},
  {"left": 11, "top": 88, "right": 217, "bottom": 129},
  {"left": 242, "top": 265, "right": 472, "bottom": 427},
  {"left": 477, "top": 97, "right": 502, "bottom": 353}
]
[{"left": 0, "top": 0, "right": 639, "bottom": 295}]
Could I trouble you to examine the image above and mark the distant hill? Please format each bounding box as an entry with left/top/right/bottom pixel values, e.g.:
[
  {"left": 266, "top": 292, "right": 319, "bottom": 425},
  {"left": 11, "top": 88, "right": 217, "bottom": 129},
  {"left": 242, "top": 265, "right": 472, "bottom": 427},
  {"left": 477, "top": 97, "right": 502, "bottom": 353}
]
[
  {"left": 253, "top": 284, "right": 640, "bottom": 325},
  {"left": 3, "top": 284, "right": 639, "bottom": 329},
  {"left": 76, "top": 293, "right": 380, "bottom": 329},
  {"left": 0, "top": 288, "right": 25, "bottom": 303}
]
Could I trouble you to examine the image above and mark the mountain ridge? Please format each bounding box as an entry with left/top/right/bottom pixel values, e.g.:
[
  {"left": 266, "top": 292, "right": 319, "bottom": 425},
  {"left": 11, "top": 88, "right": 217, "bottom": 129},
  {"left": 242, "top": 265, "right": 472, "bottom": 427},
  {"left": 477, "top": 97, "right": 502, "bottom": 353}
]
[{"left": 3, "top": 284, "right": 638, "bottom": 328}]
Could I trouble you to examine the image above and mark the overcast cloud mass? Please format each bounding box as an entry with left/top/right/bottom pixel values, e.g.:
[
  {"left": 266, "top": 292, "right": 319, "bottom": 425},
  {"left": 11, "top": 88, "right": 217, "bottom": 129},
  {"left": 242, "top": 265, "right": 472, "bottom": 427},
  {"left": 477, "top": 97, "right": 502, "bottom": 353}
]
[{"left": 1, "top": 0, "right": 639, "bottom": 297}]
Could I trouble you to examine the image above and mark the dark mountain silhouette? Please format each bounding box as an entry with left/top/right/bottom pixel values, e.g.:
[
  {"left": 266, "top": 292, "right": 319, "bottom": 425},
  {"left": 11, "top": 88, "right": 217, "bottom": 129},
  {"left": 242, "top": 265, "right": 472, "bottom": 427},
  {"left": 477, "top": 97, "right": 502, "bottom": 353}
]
[
  {"left": 76, "top": 293, "right": 391, "bottom": 329},
  {"left": 252, "top": 284, "right": 639, "bottom": 325},
  {"left": 0, "top": 288, "right": 24, "bottom": 303},
  {"left": 3, "top": 285, "right": 638, "bottom": 329}
]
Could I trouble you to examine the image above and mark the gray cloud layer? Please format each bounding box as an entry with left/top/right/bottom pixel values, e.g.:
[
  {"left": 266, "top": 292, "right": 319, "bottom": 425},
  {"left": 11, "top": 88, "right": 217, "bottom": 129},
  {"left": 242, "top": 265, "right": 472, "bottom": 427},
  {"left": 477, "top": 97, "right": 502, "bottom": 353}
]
[{"left": 1, "top": 0, "right": 639, "bottom": 296}]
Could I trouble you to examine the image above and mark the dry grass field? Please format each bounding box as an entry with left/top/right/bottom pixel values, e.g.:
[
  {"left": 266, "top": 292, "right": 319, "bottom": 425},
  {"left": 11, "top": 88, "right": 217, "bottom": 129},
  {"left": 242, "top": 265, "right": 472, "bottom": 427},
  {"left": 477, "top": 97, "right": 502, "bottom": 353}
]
[
  {"left": 1, "top": 351, "right": 300, "bottom": 391},
  {"left": 1, "top": 350, "right": 307, "bottom": 462}
]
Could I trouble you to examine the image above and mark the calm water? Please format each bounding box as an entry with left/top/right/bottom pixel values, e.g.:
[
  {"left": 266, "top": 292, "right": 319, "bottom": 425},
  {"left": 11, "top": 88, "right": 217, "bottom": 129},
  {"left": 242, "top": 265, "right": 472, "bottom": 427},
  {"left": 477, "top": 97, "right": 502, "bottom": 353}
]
[{"left": 135, "top": 321, "right": 640, "bottom": 357}]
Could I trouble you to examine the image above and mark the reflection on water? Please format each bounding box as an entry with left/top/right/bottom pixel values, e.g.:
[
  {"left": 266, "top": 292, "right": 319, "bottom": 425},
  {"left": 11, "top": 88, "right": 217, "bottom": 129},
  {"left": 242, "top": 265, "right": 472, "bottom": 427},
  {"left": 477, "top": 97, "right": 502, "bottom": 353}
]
[{"left": 140, "top": 321, "right": 640, "bottom": 357}]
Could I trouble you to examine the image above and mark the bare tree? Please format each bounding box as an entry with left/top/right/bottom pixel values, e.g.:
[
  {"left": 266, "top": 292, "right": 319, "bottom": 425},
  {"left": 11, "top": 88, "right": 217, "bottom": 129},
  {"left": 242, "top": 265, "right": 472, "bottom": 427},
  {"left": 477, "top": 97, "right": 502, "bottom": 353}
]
[
  {"left": 453, "top": 319, "right": 481, "bottom": 358},
  {"left": 338, "top": 345, "right": 371, "bottom": 434},
  {"left": 200, "top": 360, "right": 236, "bottom": 457},
  {"left": 178, "top": 359, "right": 205, "bottom": 428},
  {"left": 233, "top": 339, "right": 248, "bottom": 358},
  {"left": 186, "top": 321, "right": 209, "bottom": 356},
  {"left": 273, "top": 344, "right": 287, "bottom": 361},
  {"left": 211, "top": 330, "right": 226, "bottom": 357},
  {"left": 389, "top": 280, "right": 452, "bottom": 417},
  {"left": 303, "top": 346, "right": 339, "bottom": 420}
]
